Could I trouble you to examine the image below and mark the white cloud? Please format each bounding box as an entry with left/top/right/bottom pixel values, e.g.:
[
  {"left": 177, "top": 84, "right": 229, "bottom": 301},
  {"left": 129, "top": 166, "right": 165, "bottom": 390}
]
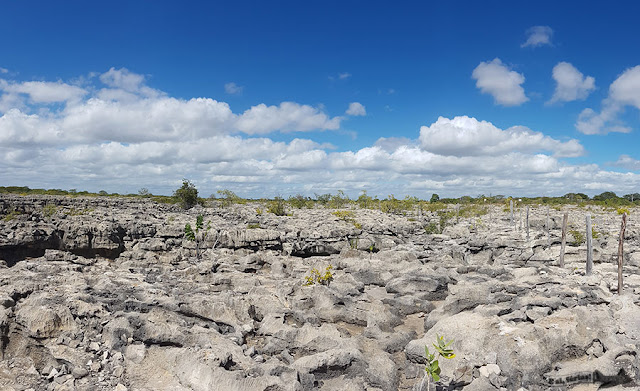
[
  {"left": 575, "top": 106, "right": 630, "bottom": 135},
  {"left": 1, "top": 80, "right": 87, "bottom": 104},
  {"left": 548, "top": 62, "right": 595, "bottom": 104},
  {"left": 224, "top": 82, "right": 243, "bottom": 95},
  {"left": 521, "top": 26, "right": 553, "bottom": 48},
  {"left": 0, "top": 67, "right": 8, "bottom": 74},
  {"left": 339, "top": 72, "right": 351, "bottom": 80},
  {"left": 419, "top": 116, "right": 584, "bottom": 157},
  {"left": 235, "top": 102, "right": 342, "bottom": 134},
  {"left": 472, "top": 59, "right": 528, "bottom": 106},
  {"left": 575, "top": 65, "right": 640, "bottom": 134},
  {"left": 4, "top": 67, "right": 640, "bottom": 198},
  {"left": 346, "top": 102, "right": 366, "bottom": 116},
  {"left": 612, "top": 155, "right": 640, "bottom": 171},
  {"left": 609, "top": 65, "right": 640, "bottom": 109}
]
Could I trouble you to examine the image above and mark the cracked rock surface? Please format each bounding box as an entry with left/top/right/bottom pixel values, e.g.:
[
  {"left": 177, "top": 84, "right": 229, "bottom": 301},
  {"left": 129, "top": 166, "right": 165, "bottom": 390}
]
[{"left": 0, "top": 195, "right": 639, "bottom": 390}]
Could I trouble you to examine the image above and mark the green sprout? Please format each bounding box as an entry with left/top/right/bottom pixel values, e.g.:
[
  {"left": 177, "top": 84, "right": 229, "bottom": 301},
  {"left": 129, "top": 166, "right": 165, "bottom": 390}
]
[
  {"left": 420, "top": 335, "right": 455, "bottom": 390},
  {"left": 184, "top": 215, "right": 211, "bottom": 259}
]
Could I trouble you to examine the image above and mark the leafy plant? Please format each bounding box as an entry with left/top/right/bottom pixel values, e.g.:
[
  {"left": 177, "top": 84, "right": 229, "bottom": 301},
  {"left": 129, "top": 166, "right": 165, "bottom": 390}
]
[
  {"left": 184, "top": 214, "right": 212, "bottom": 259},
  {"left": 247, "top": 223, "right": 261, "bottom": 229},
  {"left": 217, "top": 189, "right": 243, "bottom": 207},
  {"left": 2, "top": 209, "right": 23, "bottom": 221},
  {"left": 267, "top": 197, "right": 287, "bottom": 216},
  {"left": 332, "top": 210, "right": 362, "bottom": 229},
  {"left": 420, "top": 335, "right": 455, "bottom": 391},
  {"left": 327, "top": 190, "right": 350, "bottom": 209},
  {"left": 289, "top": 194, "right": 313, "bottom": 209},
  {"left": 174, "top": 179, "right": 199, "bottom": 209},
  {"left": 42, "top": 203, "right": 58, "bottom": 219},
  {"left": 304, "top": 265, "right": 334, "bottom": 286},
  {"left": 617, "top": 207, "right": 630, "bottom": 215},
  {"left": 569, "top": 229, "right": 585, "bottom": 246},
  {"left": 424, "top": 222, "right": 439, "bottom": 234}
]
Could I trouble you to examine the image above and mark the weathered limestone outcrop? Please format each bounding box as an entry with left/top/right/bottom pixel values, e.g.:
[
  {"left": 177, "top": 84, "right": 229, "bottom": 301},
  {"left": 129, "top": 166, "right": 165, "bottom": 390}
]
[{"left": 0, "top": 194, "right": 639, "bottom": 390}]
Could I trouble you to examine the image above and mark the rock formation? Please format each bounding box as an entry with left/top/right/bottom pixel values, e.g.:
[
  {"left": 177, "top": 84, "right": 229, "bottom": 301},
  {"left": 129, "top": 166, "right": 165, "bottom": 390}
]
[{"left": 0, "top": 195, "right": 639, "bottom": 390}]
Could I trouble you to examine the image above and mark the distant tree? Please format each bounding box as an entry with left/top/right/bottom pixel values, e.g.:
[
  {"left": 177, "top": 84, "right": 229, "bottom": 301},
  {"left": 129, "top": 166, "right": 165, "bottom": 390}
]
[
  {"left": 138, "top": 188, "right": 150, "bottom": 196},
  {"left": 624, "top": 193, "right": 640, "bottom": 202},
  {"left": 593, "top": 191, "right": 618, "bottom": 201},
  {"left": 174, "top": 179, "right": 199, "bottom": 209},
  {"left": 98, "top": 190, "right": 108, "bottom": 196},
  {"left": 430, "top": 194, "right": 440, "bottom": 203}
]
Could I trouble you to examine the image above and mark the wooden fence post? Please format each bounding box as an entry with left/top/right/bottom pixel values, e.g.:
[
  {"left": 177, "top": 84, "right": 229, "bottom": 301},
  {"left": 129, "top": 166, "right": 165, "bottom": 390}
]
[
  {"left": 526, "top": 205, "right": 530, "bottom": 240},
  {"left": 618, "top": 213, "right": 627, "bottom": 294},
  {"left": 586, "top": 214, "right": 593, "bottom": 275},
  {"left": 546, "top": 206, "right": 550, "bottom": 248},
  {"left": 559, "top": 213, "right": 568, "bottom": 267},
  {"left": 510, "top": 199, "right": 514, "bottom": 226}
]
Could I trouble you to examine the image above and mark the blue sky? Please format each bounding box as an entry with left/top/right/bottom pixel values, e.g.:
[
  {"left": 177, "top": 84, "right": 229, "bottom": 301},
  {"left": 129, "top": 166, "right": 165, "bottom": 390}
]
[{"left": 2, "top": 1, "right": 640, "bottom": 198}]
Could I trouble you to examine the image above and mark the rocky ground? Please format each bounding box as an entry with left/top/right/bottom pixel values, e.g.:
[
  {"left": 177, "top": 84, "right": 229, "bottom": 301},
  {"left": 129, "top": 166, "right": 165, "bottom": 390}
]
[{"left": 0, "top": 194, "right": 639, "bottom": 391}]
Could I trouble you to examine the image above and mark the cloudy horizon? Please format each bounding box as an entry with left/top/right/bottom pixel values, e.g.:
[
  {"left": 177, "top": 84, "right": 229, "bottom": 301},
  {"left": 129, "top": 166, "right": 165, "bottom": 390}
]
[{"left": 3, "top": 2, "right": 640, "bottom": 199}]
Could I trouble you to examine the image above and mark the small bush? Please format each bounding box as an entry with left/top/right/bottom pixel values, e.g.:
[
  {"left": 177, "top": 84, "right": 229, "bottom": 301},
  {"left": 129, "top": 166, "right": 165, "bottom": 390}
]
[
  {"left": 247, "top": 223, "right": 261, "bottom": 229},
  {"left": 2, "top": 209, "right": 23, "bottom": 221},
  {"left": 424, "top": 222, "right": 439, "bottom": 234},
  {"left": 174, "top": 179, "right": 199, "bottom": 209},
  {"left": 42, "top": 203, "right": 58, "bottom": 219},
  {"left": 217, "top": 189, "right": 243, "bottom": 207},
  {"left": 332, "top": 210, "right": 361, "bottom": 229},
  {"left": 267, "top": 197, "right": 287, "bottom": 216},
  {"left": 617, "top": 207, "right": 630, "bottom": 215},
  {"left": 289, "top": 194, "right": 313, "bottom": 209},
  {"left": 184, "top": 215, "right": 211, "bottom": 259},
  {"left": 569, "top": 229, "right": 585, "bottom": 246},
  {"left": 304, "top": 265, "right": 334, "bottom": 286}
]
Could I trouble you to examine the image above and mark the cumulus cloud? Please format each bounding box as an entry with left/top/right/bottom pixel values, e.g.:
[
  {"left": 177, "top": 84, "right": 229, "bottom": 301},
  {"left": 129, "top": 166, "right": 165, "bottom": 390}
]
[
  {"left": 224, "top": 82, "right": 243, "bottom": 95},
  {"left": 346, "top": 102, "right": 366, "bottom": 116},
  {"left": 521, "top": 26, "right": 553, "bottom": 48},
  {"left": 3, "top": 67, "right": 640, "bottom": 198},
  {"left": 0, "top": 80, "right": 87, "bottom": 104},
  {"left": 575, "top": 65, "right": 640, "bottom": 134},
  {"left": 548, "top": 62, "right": 595, "bottom": 104},
  {"left": 612, "top": 155, "right": 640, "bottom": 171},
  {"left": 609, "top": 65, "right": 640, "bottom": 108},
  {"left": 472, "top": 59, "right": 528, "bottom": 106},
  {"left": 235, "top": 102, "right": 342, "bottom": 134},
  {"left": 419, "top": 116, "right": 584, "bottom": 157}
]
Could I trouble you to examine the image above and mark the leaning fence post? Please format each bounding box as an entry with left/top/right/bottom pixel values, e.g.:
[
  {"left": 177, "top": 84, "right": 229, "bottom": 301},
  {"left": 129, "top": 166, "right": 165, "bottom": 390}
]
[
  {"left": 526, "top": 205, "right": 530, "bottom": 240},
  {"left": 586, "top": 214, "right": 593, "bottom": 275},
  {"left": 618, "top": 213, "right": 627, "bottom": 294},
  {"left": 510, "top": 199, "right": 514, "bottom": 226},
  {"left": 559, "top": 213, "right": 568, "bottom": 267},
  {"left": 546, "top": 206, "right": 550, "bottom": 248}
]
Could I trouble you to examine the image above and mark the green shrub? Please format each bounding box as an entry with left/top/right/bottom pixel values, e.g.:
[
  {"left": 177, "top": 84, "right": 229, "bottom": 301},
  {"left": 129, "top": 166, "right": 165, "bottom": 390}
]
[
  {"left": 332, "top": 210, "right": 361, "bottom": 229},
  {"left": 304, "top": 265, "right": 334, "bottom": 286},
  {"left": 617, "top": 207, "right": 630, "bottom": 215},
  {"left": 288, "top": 194, "right": 313, "bottom": 209},
  {"left": 184, "top": 215, "right": 211, "bottom": 259},
  {"left": 174, "top": 179, "right": 199, "bottom": 209},
  {"left": 267, "top": 197, "right": 287, "bottom": 216},
  {"left": 2, "top": 209, "right": 23, "bottom": 221},
  {"left": 247, "top": 223, "right": 261, "bottom": 229},
  {"left": 217, "top": 189, "right": 243, "bottom": 207},
  {"left": 424, "top": 222, "right": 439, "bottom": 234},
  {"left": 569, "top": 229, "right": 585, "bottom": 246},
  {"left": 327, "top": 190, "right": 350, "bottom": 209},
  {"left": 42, "top": 203, "right": 58, "bottom": 219}
]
